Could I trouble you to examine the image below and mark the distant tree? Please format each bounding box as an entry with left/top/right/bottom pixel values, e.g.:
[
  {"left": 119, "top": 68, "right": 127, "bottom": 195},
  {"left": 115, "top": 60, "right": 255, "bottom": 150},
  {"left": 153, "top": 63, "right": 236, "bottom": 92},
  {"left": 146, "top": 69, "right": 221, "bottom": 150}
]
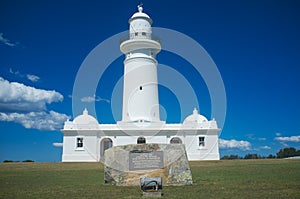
[
  {"left": 3, "top": 160, "right": 14, "bottom": 163},
  {"left": 267, "top": 154, "right": 275, "bottom": 159},
  {"left": 221, "top": 155, "right": 240, "bottom": 160},
  {"left": 221, "top": 155, "right": 229, "bottom": 160},
  {"left": 276, "top": 147, "right": 298, "bottom": 158},
  {"left": 244, "top": 154, "right": 261, "bottom": 159},
  {"left": 221, "top": 156, "right": 229, "bottom": 160},
  {"left": 22, "top": 160, "right": 34, "bottom": 162}
]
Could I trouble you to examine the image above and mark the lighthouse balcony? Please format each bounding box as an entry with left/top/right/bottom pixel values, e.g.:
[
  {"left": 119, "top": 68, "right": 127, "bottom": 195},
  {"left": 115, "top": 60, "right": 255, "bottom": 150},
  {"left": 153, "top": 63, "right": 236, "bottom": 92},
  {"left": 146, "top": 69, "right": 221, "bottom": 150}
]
[{"left": 120, "top": 36, "right": 161, "bottom": 54}]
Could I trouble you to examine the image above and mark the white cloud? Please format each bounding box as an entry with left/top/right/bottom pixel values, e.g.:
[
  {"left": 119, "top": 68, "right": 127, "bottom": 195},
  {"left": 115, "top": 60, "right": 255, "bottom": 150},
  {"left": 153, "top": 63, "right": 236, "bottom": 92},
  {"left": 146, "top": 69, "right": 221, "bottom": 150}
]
[
  {"left": 246, "top": 134, "right": 266, "bottom": 141},
  {"left": 80, "top": 96, "right": 94, "bottom": 102},
  {"left": 53, "top": 142, "right": 63, "bottom": 147},
  {"left": 276, "top": 132, "right": 282, "bottom": 137},
  {"left": 258, "top": 137, "right": 266, "bottom": 141},
  {"left": 0, "top": 33, "right": 18, "bottom": 47},
  {"left": 81, "top": 95, "right": 110, "bottom": 103},
  {"left": 219, "top": 139, "right": 251, "bottom": 150},
  {"left": 9, "top": 68, "right": 40, "bottom": 82},
  {"left": 275, "top": 135, "right": 300, "bottom": 142},
  {"left": 0, "top": 111, "right": 69, "bottom": 131},
  {"left": 26, "top": 74, "right": 40, "bottom": 82},
  {"left": 9, "top": 68, "right": 20, "bottom": 76},
  {"left": 260, "top": 146, "right": 271, "bottom": 150},
  {"left": 0, "top": 77, "right": 63, "bottom": 112},
  {"left": 0, "top": 77, "right": 68, "bottom": 131},
  {"left": 281, "top": 142, "right": 289, "bottom": 147}
]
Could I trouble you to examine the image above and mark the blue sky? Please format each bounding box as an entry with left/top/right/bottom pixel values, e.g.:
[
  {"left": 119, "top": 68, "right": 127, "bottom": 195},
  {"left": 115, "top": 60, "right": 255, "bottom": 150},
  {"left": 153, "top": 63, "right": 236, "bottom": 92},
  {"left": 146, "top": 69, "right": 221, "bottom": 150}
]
[{"left": 0, "top": 0, "right": 299, "bottom": 162}]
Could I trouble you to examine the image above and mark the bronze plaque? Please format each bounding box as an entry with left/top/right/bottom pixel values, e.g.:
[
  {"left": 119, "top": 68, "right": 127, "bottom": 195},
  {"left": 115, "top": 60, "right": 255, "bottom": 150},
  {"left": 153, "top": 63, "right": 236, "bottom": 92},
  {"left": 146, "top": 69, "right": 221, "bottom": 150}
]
[{"left": 129, "top": 151, "right": 164, "bottom": 170}]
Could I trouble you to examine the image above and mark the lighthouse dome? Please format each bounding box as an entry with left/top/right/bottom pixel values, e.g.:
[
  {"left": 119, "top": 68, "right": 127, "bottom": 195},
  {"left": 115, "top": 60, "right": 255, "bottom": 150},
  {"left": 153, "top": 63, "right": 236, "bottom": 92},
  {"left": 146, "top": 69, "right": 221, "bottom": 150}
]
[
  {"left": 183, "top": 108, "right": 208, "bottom": 124},
  {"left": 129, "top": 5, "right": 153, "bottom": 26},
  {"left": 131, "top": 10, "right": 150, "bottom": 19},
  {"left": 130, "top": 5, "right": 151, "bottom": 20}
]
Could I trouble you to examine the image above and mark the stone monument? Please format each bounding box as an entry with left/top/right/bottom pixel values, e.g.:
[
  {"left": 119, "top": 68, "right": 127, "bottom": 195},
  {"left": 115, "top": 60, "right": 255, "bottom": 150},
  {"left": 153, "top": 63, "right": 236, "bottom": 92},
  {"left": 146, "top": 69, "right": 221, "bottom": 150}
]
[{"left": 104, "top": 143, "right": 193, "bottom": 186}]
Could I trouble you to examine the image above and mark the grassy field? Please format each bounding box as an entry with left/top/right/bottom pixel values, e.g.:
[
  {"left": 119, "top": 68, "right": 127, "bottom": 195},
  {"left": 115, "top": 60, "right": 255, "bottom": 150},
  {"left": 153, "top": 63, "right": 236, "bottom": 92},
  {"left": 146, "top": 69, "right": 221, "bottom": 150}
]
[{"left": 0, "top": 159, "right": 299, "bottom": 198}]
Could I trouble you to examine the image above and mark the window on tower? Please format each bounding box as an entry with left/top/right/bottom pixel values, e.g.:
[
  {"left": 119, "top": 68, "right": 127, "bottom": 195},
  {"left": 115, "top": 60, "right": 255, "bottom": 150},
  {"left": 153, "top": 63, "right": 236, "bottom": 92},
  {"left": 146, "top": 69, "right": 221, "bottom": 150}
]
[
  {"left": 199, "top": 137, "right": 205, "bottom": 147},
  {"left": 140, "top": 86, "right": 143, "bottom": 90},
  {"left": 76, "top": 137, "right": 83, "bottom": 148}
]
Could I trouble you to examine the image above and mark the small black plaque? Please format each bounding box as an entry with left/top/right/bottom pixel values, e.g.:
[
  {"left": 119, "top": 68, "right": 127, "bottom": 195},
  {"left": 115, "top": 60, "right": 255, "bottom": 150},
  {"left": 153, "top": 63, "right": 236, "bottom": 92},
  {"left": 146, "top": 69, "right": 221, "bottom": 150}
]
[{"left": 129, "top": 151, "right": 164, "bottom": 171}]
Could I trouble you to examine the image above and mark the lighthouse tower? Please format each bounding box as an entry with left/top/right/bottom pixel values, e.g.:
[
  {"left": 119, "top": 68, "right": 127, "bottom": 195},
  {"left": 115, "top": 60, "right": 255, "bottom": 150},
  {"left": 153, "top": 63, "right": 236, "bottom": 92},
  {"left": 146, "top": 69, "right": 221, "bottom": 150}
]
[{"left": 120, "top": 5, "right": 162, "bottom": 123}]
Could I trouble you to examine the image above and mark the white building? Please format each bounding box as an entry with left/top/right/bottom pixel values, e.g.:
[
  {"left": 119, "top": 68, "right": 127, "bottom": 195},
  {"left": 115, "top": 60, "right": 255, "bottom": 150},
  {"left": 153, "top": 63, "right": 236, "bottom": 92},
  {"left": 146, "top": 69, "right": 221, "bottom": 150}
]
[{"left": 61, "top": 6, "right": 220, "bottom": 162}]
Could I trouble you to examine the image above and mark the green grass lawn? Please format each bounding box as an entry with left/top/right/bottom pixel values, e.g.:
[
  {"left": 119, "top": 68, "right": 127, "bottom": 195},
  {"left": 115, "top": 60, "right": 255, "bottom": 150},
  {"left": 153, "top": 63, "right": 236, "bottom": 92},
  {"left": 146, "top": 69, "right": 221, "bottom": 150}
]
[{"left": 0, "top": 159, "right": 299, "bottom": 198}]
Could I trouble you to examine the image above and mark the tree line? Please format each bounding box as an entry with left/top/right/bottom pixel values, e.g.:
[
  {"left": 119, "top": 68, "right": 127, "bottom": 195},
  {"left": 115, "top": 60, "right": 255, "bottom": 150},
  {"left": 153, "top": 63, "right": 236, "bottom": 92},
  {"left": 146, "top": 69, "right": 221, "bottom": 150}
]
[
  {"left": 2, "top": 147, "right": 300, "bottom": 162},
  {"left": 2, "top": 160, "right": 34, "bottom": 163},
  {"left": 221, "top": 147, "right": 300, "bottom": 160}
]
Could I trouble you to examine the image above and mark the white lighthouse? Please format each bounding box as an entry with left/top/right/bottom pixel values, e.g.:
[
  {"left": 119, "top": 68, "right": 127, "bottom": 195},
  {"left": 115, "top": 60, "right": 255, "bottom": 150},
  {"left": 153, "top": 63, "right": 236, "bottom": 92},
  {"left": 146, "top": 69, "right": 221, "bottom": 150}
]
[
  {"left": 61, "top": 5, "right": 220, "bottom": 162},
  {"left": 120, "top": 5, "right": 161, "bottom": 122}
]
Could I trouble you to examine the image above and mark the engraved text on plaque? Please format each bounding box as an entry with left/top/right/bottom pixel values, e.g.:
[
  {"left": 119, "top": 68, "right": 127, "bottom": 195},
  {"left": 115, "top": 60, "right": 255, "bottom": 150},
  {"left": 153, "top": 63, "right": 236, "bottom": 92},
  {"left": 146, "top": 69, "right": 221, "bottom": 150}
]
[{"left": 129, "top": 151, "right": 164, "bottom": 171}]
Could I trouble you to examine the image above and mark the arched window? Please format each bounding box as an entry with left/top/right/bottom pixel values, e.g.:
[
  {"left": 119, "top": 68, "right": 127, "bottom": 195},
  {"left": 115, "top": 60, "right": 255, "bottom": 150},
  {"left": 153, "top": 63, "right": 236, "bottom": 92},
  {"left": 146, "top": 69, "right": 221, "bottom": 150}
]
[
  {"left": 170, "top": 137, "right": 182, "bottom": 144},
  {"left": 100, "top": 138, "right": 113, "bottom": 157},
  {"left": 137, "top": 137, "right": 146, "bottom": 144}
]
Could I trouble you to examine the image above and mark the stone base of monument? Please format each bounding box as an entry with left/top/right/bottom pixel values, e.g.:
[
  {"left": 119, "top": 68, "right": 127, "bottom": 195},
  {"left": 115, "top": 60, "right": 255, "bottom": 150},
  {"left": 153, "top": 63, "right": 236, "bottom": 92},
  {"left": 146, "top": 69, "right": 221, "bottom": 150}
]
[
  {"left": 104, "top": 143, "right": 193, "bottom": 186},
  {"left": 142, "top": 191, "right": 162, "bottom": 198}
]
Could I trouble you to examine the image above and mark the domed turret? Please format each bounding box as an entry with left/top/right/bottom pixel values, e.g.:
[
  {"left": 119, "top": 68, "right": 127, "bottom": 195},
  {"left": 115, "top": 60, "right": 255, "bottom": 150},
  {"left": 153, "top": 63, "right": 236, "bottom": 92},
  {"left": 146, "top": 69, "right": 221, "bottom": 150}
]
[
  {"left": 183, "top": 108, "right": 208, "bottom": 124},
  {"left": 74, "top": 108, "right": 99, "bottom": 126}
]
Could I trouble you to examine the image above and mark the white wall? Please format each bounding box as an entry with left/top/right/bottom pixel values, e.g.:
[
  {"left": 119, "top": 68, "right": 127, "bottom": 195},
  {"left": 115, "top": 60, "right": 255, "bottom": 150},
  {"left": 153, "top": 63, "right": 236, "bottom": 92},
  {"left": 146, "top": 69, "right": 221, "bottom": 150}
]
[{"left": 62, "top": 131, "right": 220, "bottom": 162}]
